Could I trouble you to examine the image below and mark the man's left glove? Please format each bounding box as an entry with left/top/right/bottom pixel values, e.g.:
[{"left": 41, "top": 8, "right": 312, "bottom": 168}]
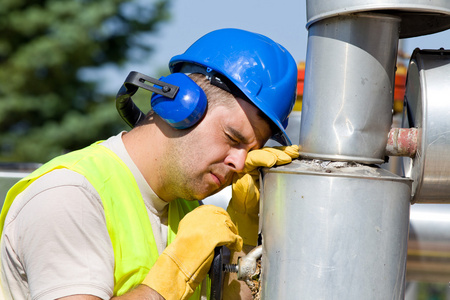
[
  {"left": 142, "top": 205, "right": 243, "bottom": 300},
  {"left": 227, "top": 145, "right": 300, "bottom": 246}
]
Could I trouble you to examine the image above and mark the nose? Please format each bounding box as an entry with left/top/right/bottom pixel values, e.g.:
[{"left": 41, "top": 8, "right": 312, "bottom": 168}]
[{"left": 224, "top": 148, "right": 247, "bottom": 173}]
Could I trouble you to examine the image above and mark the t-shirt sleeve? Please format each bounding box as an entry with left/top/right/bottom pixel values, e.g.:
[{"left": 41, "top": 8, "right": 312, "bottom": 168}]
[{"left": 1, "top": 169, "right": 115, "bottom": 300}]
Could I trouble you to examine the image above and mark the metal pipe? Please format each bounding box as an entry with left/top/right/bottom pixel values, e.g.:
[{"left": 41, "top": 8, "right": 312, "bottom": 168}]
[
  {"left": 260, "top": 160, "right": 412, "bottom": 299},
  {"left": 306, "top": 0, "right": 450, "bottom": 38},
  {"left": 237, "top": 245, "right": 263, "bottom": 283},
  {"left": 386, "top": 128, "right": 418, "bottom": 157},
  {"left": 223, "top": 246, "right": 263, "bottom": 290},
  {"left": 402, "top": 49, "right": 450, "bottom": 204},
  {"left": 299, "top": 12, "right": 401, "bottom": 164}
]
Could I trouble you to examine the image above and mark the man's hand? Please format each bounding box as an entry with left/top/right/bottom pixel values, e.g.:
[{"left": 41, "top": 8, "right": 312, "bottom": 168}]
[
  {"left": 227, "top": 145, "right": 300, "bottom": 246},
  {"left": 142, "top": 205, "right": 243, "bottom": 300}
]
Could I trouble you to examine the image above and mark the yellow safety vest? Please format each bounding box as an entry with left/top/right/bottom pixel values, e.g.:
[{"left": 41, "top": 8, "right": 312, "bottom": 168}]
[{"left": 0, "top": 142, "right": 210, "bottom": 298}]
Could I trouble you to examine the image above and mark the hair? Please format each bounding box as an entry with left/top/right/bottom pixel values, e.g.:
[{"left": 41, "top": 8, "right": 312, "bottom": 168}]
[{"left": 188, "top": 73, "right": 234, "bottom": 110}]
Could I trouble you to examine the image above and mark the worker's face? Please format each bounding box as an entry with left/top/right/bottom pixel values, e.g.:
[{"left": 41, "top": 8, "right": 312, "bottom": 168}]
[{"left": 162, "top": 97, "right": 272, "bottom": 201}]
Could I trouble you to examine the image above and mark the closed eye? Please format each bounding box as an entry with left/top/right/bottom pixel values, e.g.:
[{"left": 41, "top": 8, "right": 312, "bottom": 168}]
[
  {"left": 226, "top": 133, "right": 239, "bottom": 145},
  {"left": 226, "top": 127, "right": 249, "bottom": 145}
]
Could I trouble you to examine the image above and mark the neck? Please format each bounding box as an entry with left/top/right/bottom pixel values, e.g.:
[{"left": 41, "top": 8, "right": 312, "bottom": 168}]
[{"left": 122, "top": 122, "right": 171, "bottom": 202}]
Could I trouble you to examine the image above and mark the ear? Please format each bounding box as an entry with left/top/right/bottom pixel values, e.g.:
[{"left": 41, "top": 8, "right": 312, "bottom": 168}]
[{"left": 151, "top": 73, "right": 207, "bottom": 129}]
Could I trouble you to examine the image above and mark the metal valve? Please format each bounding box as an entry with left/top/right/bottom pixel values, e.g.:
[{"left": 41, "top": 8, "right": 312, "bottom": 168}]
[{"left": 209, "top": 245, "right": 263, "bottom": 299}]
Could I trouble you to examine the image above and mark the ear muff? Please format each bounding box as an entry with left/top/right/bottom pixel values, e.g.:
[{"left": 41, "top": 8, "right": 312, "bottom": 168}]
[
  {"left": 115, "top": 71, "right": 207, "bottom": 129},
  {"left": 151, "top": 73, "right": 207, "bottom": 129}
]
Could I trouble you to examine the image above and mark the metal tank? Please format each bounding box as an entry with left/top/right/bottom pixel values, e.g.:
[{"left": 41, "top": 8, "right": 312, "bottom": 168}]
[
  {"left": 260, "top": 161, "right": 412, "bottom": 299},
  {"left": 402, "top": 49, "right": 450, "bottom": 203}
]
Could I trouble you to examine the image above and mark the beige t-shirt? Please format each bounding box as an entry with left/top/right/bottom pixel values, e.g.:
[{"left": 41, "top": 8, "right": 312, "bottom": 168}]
[{"left": 0, "top": 132, "right": 169, "bottom": 300}]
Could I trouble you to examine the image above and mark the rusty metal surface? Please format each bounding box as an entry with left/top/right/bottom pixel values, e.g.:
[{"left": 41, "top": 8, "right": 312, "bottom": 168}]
[{"left": 386, "top": 128, "right": 418, "bottom": 157}]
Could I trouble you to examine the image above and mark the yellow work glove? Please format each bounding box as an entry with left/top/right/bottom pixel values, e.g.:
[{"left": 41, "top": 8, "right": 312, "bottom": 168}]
[
  {"left": 142, "top": 205, "right": 243, "bottom": 300},
  {"left": 227, "top": 145, "right": 300, "bottom": 246}
]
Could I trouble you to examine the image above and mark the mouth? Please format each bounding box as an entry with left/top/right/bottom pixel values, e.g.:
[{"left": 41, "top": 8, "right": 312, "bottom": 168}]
[{"left": 211, "top": 172, "right": 225, "bottom": 187}]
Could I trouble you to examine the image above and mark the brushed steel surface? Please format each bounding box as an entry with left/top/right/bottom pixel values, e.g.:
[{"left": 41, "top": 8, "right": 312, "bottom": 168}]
[
  {"left": 260, "top": 160, "right": 412, "bottom": 299},
  {"left": 402, "top": 49, "right": 450, "bottom": 203},
  {"left": 299, "top": 13, "right": 400, "bottom": 164},
  {"left": 306, "top": 0, "right": 450, "bottom": 38}
]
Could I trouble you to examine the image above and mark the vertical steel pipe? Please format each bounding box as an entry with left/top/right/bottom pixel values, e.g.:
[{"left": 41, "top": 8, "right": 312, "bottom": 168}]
[{"left": 299, "top": 13, "right": 400, "bottom": 164}]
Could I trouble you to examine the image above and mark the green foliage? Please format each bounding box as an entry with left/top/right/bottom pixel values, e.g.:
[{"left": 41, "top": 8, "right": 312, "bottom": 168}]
[
  {"left": 417, "top": 282, "right": 448, "bottom": 300},
  {"left": 0, "top": 0, "right": 172, "bottom": 163}
]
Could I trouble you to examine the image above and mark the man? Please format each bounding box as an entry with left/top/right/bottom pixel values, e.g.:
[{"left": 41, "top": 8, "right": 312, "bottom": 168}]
[{"left": 0, "top": 28, "right": 299, "bottom": 299}]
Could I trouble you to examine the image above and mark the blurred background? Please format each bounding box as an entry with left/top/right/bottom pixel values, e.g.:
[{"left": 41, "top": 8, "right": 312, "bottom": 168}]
[{"left": 1, "top": 1, "right": 450, "bottom": 299}]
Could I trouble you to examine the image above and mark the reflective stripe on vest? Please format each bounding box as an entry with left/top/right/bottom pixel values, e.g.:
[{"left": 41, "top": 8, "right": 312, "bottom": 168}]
[{"left": 0, "top": 142, "right": 208, "bottom": 298}]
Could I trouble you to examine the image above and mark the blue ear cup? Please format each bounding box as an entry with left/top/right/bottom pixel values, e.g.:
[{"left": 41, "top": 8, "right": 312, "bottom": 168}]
[{"left": 151, "top": 73, "right": 207, "bottom": 129}]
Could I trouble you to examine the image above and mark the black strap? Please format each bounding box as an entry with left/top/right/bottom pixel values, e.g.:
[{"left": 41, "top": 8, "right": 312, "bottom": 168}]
[{"left": 177, "top": 63, "right": 247, "bottom": 100}]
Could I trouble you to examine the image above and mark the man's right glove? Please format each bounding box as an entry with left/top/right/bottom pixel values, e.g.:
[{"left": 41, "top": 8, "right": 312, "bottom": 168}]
[
  {"left": 227, "top": 145, "right": 300, "bottom": 246},
  {"left": 142, "top": 205, "right": 243, "bottom": 300}
]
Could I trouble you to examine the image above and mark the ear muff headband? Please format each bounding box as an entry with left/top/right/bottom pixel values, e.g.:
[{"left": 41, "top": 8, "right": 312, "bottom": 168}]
[{"left": 115, "top": 71, "right": 207, "bottom": 129}]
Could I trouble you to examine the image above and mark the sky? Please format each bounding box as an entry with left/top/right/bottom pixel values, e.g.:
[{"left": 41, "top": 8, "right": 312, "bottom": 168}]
[{"left": 103, "top": 0, "right": 450, "bottom": 93}]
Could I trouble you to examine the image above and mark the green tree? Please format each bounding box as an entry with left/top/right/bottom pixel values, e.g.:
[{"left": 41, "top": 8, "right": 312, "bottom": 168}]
[{"left": 0, "top": 0, "right": 171, "bottom": 163}]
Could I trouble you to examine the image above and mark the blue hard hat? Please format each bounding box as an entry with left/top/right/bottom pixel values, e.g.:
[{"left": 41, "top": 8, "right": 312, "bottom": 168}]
[{"left": 169, "top": 28, "right": 298, "bottom": 146}]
